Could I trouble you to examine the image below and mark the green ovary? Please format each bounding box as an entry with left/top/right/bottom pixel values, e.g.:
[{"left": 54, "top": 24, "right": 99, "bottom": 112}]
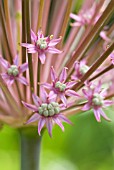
[
  {"left": 92, "top": 93, "right": 104, "bottom": 106},
  {"left": 38, "top": 102, "right": 60, "bottom": 117},
  {"left": 36, "top": 38, "right": 47, "bottom": 49},
  {"left": 7, "top": 65, "right": 19, "bottom": 76},
  {"left": 55, "top": 81, "right": 66, "bottom": 92},
  {"left": 79, "top": 65, "right": 89, "bottom": 75}
]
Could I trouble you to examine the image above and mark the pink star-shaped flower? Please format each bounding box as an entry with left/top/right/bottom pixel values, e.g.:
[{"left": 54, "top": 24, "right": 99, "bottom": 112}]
[
  {"left": 21, "top": 29, "right": 62, "bottom": 64},
  {"left": 0, "top": 55, "right": 28, "bottom": 86},
  {"left": 22, "top": 88, "right": 71, "bottom": 137}
]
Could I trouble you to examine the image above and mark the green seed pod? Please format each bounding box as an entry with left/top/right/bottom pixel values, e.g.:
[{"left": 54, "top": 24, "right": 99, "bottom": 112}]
[
  {"left": 54, "top": 107, "right": 60, "bottom": 114},
  {"left": 47, "top": 104, "right": 53, "bottom": 110},
  {"left": 43, "top": 110, "right": 49, "bottom": 117},
  {"left": 92, "top": 98, "right": 102, "bottom": 106},
  {"left": 79, "top": 65, "right": 89, "bottom": 75},
  {"left": 38, "top": 107, "right": 43, "bottom": 114},
  {"left": 7, "top": 68, "right": 12, "bottom": 75},
  {"left": 55, "top": 81, "right": 61, "bottom": 88},
  {"left": 41, "top": 103, "right": 48, "bottom": 109},
  {"left": 51, "top": 102, "right": 58, "bottom": 107},
  {"left": 40, "top": 43, "right": 47, "bottom": 49},
  {"left": 11, "top": 65, "right": 18, "bottom": 70},
  {"left": 12, "top": 69, "right": 19, "bottom": 76},
  {"left": 48, "top": 109, "right": 55, "bottom": 116},
  {"left": 62, "top": 84, "right": 66, "bottom": 89}
]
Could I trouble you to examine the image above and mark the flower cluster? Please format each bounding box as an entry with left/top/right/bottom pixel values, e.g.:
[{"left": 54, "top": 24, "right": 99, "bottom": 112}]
[{"left": 0, "top": 0, "right": 114, "bottom": 138}]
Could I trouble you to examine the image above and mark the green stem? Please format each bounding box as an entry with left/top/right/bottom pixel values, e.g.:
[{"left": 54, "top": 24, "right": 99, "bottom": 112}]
[{"left": 20, "top": 127, "right": 42, "bottom": 170}]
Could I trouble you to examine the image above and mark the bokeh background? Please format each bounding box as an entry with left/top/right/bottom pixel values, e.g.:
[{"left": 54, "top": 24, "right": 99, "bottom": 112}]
[{"left": 0, "top": 107, "right": 114, "bottom": 170}]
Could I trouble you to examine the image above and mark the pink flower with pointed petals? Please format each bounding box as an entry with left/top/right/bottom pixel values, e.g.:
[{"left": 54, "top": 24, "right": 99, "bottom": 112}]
[
  {"left": 21, "top": 29, "right": 62, "bottom": 64},
  {"left": 71, "top": 60, "right": 89, "bottom": 81},
  {"left": 42, "top": 66, "right": 80, "bottom": 106},
  {"left": 0, "top": 55, "right": 28, "bottom": 86},
  {"left": 70, "top": 3, "right": 97, "bottom": 26},
  {"left": 22, "top": 88, "right": 72, "bottom": 137},
  {"left": 82, "top": 81, "right": 113, "bottom": 122}
]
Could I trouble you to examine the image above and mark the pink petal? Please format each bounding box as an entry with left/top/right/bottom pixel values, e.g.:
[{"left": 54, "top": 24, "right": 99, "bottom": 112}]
[
  {"left": 65, "top": 89, "right": 80, "bottom": 97},
  {"left": 104, "top": 100, "right": 114, "bottom": 107},
  {"left": 0, "top": 57, "right": 10, "bottom": 69},
  {"left": 42, "top": 83, "right": 52, "bottom": 90},
  {"left": 21, "top": 43, "right": 35, "bottom": 48},
  {"left": 93, "top": 108, "right": 101, "bottom": 122},
  {"left": 66, "top": 81, "right": 76, "bottom": 88},
  {"left": 100, "top": 31, "right": 111, "bottom": 43},
  {"left": 51, "top": 66, "right": 57, "bottom": 82},
  {"left": 32, "top": 93, "right": 42, "bottom": 107},
  {"left": 38, "top": 118, "right": 46, "bottom": 135},
  {"left": 59, "top": 94, "right": 67, "bottom": 106},
  {"left": 13, "top": 55, "right": 19, "bottom": 66},
  {"left": 7, "top": 79, "right": 14, "bottom": 86},
  {"left": 16, "top": 76, "right": 28, "bottom": 85},
  {"left": 31, "top": 29, "right": 37, "bottom": 42},
  {"left": 48, "top": 91, "right": 57, "bottom": 102},
  {"left": 22, "top": 101, "right": 38, "bottom": 111},
  {"left": 82, "top": 103, "right": 91, "bottom": 111},
  {"left": 19, "top": 63, "right": 28, "bottom": 73},
  {"left": 40, "top": 86, "right": 48, "bottom": 103},
  {"left": 26, "top": 113, "right": 40, "bottom": 124},
  {"left": 99, "top": 108, "right": 111, "bottom": 121},
  {"left": 58, "top": 114, "right": 72, "bottom": 124},
  {"left": 70, "top": 13, "right": 82, "bottom": 22},
  {"left": 1, "top": 73, "right": 10, "bottom": 79},
  {"left": 47, "top": 47, "right": 62, "bottom": 54},
  {"left": 46, "top": 118, "right": 53, "bottom": 137},
  {"left": 53, "top": 117, "right": 64, "bottom": 131},
  {"left": 82, "top": 89, "right": 88, "bottom": 98},
  {"left": 59, "top": 67, "right": 67, "bottom": 83},
  {"left": 48, "top": 37, "right": 62, "bottom": 46},
  {"left": 70, "top": 22, "right": 83, "bottom": 27},
  {"left": 27, "top": 49, "right": 37, "bottom": 53},
  {"left": 39, "top": 52, "right": 46, "bottom": 64}
]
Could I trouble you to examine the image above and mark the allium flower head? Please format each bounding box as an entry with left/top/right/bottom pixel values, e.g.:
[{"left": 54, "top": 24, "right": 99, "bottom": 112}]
[
  {"left": 42, "top": 66, "right": 80, "bottom": 106},
  {"left": 21, "top": 29, "right": 62, "bottom": 64},
  {"left": 71, "top": 60, "right": 89, "bottom": 81},
  {"left": 82, "top": 81, "right": 113, "bottom": 122},
  {"left": 22, "top": 88, "right": 71, "bottom": 137},
  {"left": 0, "top": 55, "right": 28, "bottom": 85}
]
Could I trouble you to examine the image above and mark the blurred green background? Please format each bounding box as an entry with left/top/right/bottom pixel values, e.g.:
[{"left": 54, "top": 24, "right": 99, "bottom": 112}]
[{"left": 0, "top": 107, "right": 114, "bottom": 170}]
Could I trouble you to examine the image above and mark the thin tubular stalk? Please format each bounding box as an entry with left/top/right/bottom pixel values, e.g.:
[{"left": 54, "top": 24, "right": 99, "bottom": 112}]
[
  {"left": 0, "top": 5, "right": 12, "bottom": 62},
  {"left": 20, "top": 127, "right": 42, "bottom": 170},
  {"left": 22, "top": 0, "right": 26, "bottom": 64},
  {"left": 22, "top": 0, "right": 27, "bottom": 99},
  {"left": 4, "top": 0, "right": 16, "bottom": 58},
  {"left": 0, "top": 76, "right": 22, "bottom": 116},
  {"left": 74, "top": 41, "right": 114, "bottom": 90},
  {"left": 57, "top": 0, "right": 73, "bottom": 48},
  {"left": 25, "top": 0, "right": 34, "bottom": 92},
  {"left": 36, "top": 0, "right": 44, "bottom": 95},
  {"left": 36, "top": 0, "right": 44, "bottom": 33},
  {"left": 66, "top": 0, "right": 114, "bottom": 78},
  {"left": 37, "top": 58, "right": 40, "bottom": 96},
  {"left": 42, "top": 0, "right": 51, "bottom": 34}
]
